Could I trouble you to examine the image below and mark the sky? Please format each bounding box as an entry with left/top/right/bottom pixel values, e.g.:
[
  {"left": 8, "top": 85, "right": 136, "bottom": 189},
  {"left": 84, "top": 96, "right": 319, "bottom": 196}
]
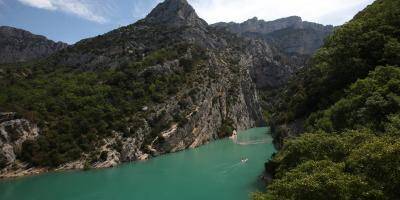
[{"left": 0, "top": 0, "right": 375, "bottom": 44}]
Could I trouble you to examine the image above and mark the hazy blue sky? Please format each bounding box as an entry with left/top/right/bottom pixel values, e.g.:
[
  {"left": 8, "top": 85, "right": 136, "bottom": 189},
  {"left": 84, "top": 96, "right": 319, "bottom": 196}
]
[{"left": 0, "top": 0, "right": 375, "bottom": 44}]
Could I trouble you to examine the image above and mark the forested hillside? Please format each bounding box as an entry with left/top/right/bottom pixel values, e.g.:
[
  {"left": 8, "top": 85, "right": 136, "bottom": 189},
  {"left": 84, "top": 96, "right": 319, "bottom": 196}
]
[{"left": 255, "top": 0, "right": 400, "bottom": 199}]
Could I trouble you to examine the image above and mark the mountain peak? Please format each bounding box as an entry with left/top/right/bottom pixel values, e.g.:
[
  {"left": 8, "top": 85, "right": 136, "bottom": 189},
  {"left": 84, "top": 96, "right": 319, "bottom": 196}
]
[{"left": 144, "top": 0, "right": 207, "bottom": 27}]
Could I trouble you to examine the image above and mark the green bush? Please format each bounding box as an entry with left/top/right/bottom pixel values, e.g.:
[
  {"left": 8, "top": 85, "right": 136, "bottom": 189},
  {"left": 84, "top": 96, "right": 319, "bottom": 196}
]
[
  {"left": 259, "top": 129, "right": 398, "bottom": 199},
  {"left": 267, "top": 160, "right": 384, "bottom": 200},
  {"left": 306, "top": 66, "right": 400, "bottom": 133},
  {"left": 346, "top": 136, "right": 400, "bottom": 198}
]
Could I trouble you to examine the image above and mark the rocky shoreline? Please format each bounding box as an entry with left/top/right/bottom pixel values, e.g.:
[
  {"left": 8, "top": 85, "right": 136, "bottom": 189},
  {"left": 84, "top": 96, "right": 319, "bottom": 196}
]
[
  {"left": 0, "top": 154, "right": 151, "bottom": 180},
  {"left": 1, "top": 135, "right": 218, "bottom": 180}
]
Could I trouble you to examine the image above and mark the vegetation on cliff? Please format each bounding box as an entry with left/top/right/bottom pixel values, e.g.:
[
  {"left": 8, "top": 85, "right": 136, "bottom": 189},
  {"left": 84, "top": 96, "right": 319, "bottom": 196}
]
[
  {"left": 270, "top": 0, "right": 400, "bottom": 128},
  {"left": 258, "top": 67, "right": 400, "bottom": 199},
  {"left": 256, "top": 0, "right": 400, "bottom": 199},
  {"left": 0, "top": 43, "right": 207, "bottom": 166}
]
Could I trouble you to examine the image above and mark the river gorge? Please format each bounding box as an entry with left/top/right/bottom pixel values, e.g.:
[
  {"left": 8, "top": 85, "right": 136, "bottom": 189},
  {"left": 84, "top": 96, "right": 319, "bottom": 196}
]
[{"left": 0, "top": 127, "right": 275, "bottom": 200}]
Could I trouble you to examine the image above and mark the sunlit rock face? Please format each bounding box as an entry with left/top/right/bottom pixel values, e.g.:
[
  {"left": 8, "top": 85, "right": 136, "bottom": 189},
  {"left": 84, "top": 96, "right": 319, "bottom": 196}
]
[{"left": 0, "top": 113, "right": 39, "bottom": 168}]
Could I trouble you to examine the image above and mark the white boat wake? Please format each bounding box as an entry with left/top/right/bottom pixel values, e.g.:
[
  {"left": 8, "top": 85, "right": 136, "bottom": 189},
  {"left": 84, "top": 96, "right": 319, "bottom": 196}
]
[{"left": 233, "top": 139, "right": 272, "bottom": 145}]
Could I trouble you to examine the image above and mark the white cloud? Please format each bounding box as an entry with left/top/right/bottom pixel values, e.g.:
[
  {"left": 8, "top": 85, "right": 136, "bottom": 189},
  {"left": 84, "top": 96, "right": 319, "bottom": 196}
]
[
  {"left": 189, "top": 0, "right": 376, "bottom": 25},
  {"left": 18, "top": 0, "right": 55, "bottom": 10},
  {"left": 17, "top": 0, "right": 107, "bottom": 23}
]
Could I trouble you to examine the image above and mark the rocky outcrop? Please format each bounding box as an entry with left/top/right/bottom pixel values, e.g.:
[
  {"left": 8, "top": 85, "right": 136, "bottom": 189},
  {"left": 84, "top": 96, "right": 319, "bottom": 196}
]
[
  {"left": 144, "top": 0, "right": 208, "bottom": 28},
  {"left": 0, "top": 26, "right": 68, "bottom": 64},
  {"left": 0, "top": 113, "right": 39, "bottom": 169},
  {"left": 94, "top": 125, "right": 150, "bottom": 168},
  {"left": 214, "top": 16, "right": 304, "bottom": 35},
  {"left": 213, "top": 16, "right": 334, "bottom": 55}
]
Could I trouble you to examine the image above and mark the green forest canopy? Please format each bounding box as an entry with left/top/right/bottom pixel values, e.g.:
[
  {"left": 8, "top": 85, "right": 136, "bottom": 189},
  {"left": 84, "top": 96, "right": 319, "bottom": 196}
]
[{"left": 256, "top": 0, "right": 400, "bottom": 199}]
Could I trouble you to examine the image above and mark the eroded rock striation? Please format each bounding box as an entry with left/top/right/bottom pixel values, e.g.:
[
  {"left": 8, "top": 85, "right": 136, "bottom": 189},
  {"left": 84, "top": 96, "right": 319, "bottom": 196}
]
[{"left": 0, "top": 113, "right": 39, "bottom": 172}]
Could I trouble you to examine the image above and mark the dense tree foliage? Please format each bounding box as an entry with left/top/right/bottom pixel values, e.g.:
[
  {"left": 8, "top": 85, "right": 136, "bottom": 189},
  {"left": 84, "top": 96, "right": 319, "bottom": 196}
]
[
  {"left": 257, "top": 0, "right": 400, "bottom": 199},
  {"left": 267, "top": 160, "right": 384, "bottom": 200},
  {"left": 260, "top": 129, "right": 400, "bottom": 200},
  {"left": 270, "top": 0, "right": 400, "bottom": 126},
  {"left": 305, "top": 66, "right": 400, "bottom": 133}
]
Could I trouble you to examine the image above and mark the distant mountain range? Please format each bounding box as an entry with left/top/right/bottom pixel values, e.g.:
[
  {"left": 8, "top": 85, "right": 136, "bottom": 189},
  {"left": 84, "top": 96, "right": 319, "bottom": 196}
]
[
  {"left": 213, "top": 16, "right": 334, "bottom": 55},
  {"left": 0, "top": 26, "right": 68, "bottom": 64},
  {"left": 0, "top": 15, "right": 333, "bottom": 65}
]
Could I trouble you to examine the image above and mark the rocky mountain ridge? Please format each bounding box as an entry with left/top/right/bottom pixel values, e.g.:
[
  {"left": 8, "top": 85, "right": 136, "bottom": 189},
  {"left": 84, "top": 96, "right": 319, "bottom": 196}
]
[
  {"left": 213, "top": 16, "right": 334, "bottom": 55},
  {"left": 0, "top": 26, "right": 68, "bottom": 64}
]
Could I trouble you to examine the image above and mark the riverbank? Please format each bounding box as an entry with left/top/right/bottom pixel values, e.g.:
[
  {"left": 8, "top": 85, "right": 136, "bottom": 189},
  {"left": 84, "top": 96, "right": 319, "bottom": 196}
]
[
  {"left": 0, "top": 139, "right": 202, "bottom": 180},
  {"left": 0, "top": 162, "right": 48, "bottom": 179},
  {"left": 1, "top": 150, "right": 152, "bottom": 179},
  {"left": 0, "top": 127, "right": 275, "bottom": 200}
]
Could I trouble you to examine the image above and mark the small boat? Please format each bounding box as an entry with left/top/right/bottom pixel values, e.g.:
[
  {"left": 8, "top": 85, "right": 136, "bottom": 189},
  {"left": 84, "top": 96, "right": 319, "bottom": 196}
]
[{"left": 241, "top": 158, "right": 248, "bottom": 163}]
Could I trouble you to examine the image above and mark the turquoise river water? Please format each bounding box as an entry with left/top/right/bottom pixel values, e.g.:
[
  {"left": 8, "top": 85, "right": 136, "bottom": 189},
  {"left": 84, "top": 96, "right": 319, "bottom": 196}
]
[{"left": 0, "top": 127, "right": 275, "bottom": 200}]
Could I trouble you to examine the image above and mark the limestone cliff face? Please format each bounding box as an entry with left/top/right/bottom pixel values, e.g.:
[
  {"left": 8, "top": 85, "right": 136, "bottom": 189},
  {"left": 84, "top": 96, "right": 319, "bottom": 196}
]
[
  {"left": 0, "top": 113, "right": 39, "bottom": 169},
  {"left": 151, "top": 51, "right": 264, "bottom": 154},
  {"left": 213, "top": 16, "right": 334, "bottom": 55},
  {"left": 0, "top": 26, "right": 68, "bottom": 64},
  {"left": 87, "top": 49, "right": 265, "bottom": 168},
  {"left": 244, "top": 39, "right": 302, "bottom": 90},
  {"left": 89, "top": 46, "right": 265, "bottom": 168}
]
